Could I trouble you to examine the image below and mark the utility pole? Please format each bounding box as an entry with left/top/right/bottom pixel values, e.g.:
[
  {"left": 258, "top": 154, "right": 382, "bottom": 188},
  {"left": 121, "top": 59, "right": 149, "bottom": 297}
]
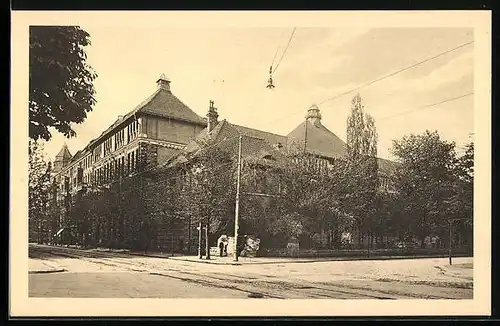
[
  {"left": 205, "top": 213, "right": 210, "bottom": 260},
  {"left": 198, "top": 221, "right": 202, "bottom": 259},
  {"left": 234, "top": 135, "right": 243, "bottom": 262},
  {"left": 448, "top": 219, "right": 453, "bottom": 265}
]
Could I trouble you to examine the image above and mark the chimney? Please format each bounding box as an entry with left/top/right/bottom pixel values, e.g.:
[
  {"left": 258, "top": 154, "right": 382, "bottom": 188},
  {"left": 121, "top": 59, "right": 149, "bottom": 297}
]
[
  {"left": 206, "top": 100, "right": 219, "bottom": 132},
  {"left": 156, "top": 73, "right": 171, "bottom": 91},
  {"left": 306, "top": 103, "right": 322, "bottom": 126}
]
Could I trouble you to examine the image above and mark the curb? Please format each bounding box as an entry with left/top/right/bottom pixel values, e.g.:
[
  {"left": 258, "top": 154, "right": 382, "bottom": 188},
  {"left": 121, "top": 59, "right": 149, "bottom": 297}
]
[
  {"left": 168, "top": 257, "right": 242, "bottom": 266},
  {"left": 29, "top": 269, "right": 66, "bottom": 274},
  {"left": 167, "top": 254, "right": 472, "bottom": 266},
  {"left": 32, "top": 245, "right": 471, "bottom": 266},
  {"left": 126, "top": 252, "right": 184, "bottom": 259}
]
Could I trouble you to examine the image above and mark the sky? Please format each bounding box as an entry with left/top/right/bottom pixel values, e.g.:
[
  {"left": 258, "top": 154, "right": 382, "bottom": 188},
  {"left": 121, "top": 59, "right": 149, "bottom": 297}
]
[{"left": 41, "top": 26, "right": 474, "bottom": 161}]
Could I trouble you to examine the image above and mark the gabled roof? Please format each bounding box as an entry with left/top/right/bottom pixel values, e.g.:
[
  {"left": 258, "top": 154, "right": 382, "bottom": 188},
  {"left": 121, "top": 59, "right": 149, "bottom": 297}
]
[
  {"left": 88, "top": 87, "right": 206, "bottom": 149},
  {"left": 231, "top": 124, "right": 287, "bottom": 147},
  {"left": 55, "top": 144, "right": 72, "bottom": 161},
  {"left": 168, "top": 119, "right": 287, "bottom": 168},
  {"left": 287, "top": 120, "right": 347, "bottom": 159},
  {"left": 139, "top": 88, "right": 206, "bottom": 125},
  {"left": 175, "top": 117, "right": 400, "bottom": 175}
]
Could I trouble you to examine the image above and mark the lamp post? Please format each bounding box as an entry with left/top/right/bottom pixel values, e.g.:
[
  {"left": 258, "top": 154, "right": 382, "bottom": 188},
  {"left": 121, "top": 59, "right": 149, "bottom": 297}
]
[{"left": 198, "top": 221, "right": 202, "bottom": 259}]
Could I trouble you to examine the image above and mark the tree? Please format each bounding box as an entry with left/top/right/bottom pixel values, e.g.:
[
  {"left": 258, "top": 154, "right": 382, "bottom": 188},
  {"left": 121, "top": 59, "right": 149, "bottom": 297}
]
[
  {"left": 271, "top": 146, "right": 353, "bottom": 249},
  {"left": 29, "top": 26, "right": 97, "bottom": 141},
  {"left": 391, "top": 130, "right": 458, "bottom": 247},
  {"left": 142, "top": 167, "right": 186, "bottom": 254},
  {"left": 345, "top": 93, "right": 379, "bottom": 247},
  {"left": 29, "top": 140, "right": 52, "bottom": 243},
  {"left": 456, "top": 141, "right": 474, "bottom": 219},
  {"left": 448, "top": 141, "right": 474, "bottom": 250},
  {"left": 182, "top": 138, "right": 237, "bottom": 259}
]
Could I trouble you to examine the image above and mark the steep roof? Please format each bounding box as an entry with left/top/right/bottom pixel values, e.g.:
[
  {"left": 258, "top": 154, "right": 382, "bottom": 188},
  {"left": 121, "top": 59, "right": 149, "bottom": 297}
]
[
  {"left": 287, "top": 120, "right": 347, "bottom": 158},
  {"left": 168, "top": 119, "right": 287, "bottom": 168},
  {"left": 231, "top": 124, "right": 288, "bottom": 147},
  {"left": 138, "top": 88, "right": 206, "bottom": 125},
  {"left": 88, "top": 81, "right": 206, "bottom": 149},
  {"left": 176, "top": 117, "right": 400, "bottom": 174},
  {"left": 55, "top": 144, "right": 72, "bottom": 161}
]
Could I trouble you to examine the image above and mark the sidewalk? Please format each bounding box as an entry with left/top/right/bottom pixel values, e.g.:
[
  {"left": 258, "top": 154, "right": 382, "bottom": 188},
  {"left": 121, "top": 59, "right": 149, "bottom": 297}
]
[
  {"left": 167, "top": 254, "right": 470, "bottom": 266},
  {"left": 29, "top": 259, "right": 66, "bottom": 274},
  {"left": 33, "top": 244, "right": 472, "bottom": 267},
  {"left": 168, "top": 255, "right": 305, "bottom": 265},
  {"left": 90, "top": 247, "right": 185, "bottom": 259}
]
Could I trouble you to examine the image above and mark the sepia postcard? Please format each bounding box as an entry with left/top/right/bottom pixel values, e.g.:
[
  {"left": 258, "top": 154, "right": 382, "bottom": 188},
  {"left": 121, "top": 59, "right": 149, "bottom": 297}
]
[{"left": 10, "top": 10, "right": 491, "bottom": 317}]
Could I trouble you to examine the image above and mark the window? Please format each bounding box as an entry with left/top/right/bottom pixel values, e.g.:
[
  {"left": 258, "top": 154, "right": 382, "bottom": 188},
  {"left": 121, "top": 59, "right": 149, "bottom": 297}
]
[
  {"left": 104, "top": 138, "right": 113, "bottom": 156},
  {"left": 131, "top": 151, "right": 135, "bottom": 172},
  {"left": 77, "top": 167, "right": 83, "bottom": 183},
  {"left": 115, "top": 128, "right": 125, "bottom": 149},
  {"left": 128, "top": 120, "right": 140, "bottom": 142}
]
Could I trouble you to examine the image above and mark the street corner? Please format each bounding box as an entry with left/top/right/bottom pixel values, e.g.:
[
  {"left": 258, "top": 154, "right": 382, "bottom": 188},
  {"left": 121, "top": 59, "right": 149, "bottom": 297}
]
[{"left": 29, "top": 259, "right": 66, "bottom": 274}]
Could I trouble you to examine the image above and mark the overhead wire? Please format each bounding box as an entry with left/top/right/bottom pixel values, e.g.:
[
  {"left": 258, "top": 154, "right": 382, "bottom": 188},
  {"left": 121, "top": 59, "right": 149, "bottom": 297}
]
[
  {"left": 271, "top": 27, "right": 297, "bottom": 76},
  {"left": 378, "top": 92, "right": 474, "bottom": 121},
  {"left": 261, "top": 40, "right": 474, "bottom": 127},
  {"left": 270, "top": 45, "right": 281, "bottom": 69},
  {"left": 317, "top": 40, "right": 474, "bottom": 106}
]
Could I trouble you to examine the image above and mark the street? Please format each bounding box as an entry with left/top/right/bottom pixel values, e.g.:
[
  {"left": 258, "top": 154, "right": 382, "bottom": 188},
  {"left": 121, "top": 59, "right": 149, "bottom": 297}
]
[{"left": 29, "top": 244, "right": 473, "bottom": 299}]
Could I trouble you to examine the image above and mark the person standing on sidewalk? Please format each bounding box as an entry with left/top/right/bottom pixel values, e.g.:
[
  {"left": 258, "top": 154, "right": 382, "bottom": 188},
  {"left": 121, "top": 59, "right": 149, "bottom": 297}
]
[{"left": 219, "top": 240, "right": 224, "bottom": 257}]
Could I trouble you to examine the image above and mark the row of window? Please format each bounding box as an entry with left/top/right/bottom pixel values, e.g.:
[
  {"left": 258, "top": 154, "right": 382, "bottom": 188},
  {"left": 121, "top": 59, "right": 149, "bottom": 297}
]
[
  {"left": 60, "top": 120, "right": 143, "bottom": 186},
  {"left": 58, "top": 147, "right": 141, "bottom": 193},
  {"left": 91, "top": 120, "right": 141, "bottom": 164},
  {"left": 93, "top": 144, "right": 102, "bottom": 162},
  {"left": 128, "top": 119, "right": 140, "bottom": 142},
  {"left": 82, "top": 155, "right": 92, "bottom": 170},
  {"left": 380, "top": 177, "right": 393, "bottom": 191},
  {"left": 103, "top": 137, "right": 113, "bottom": 156},
  {"left": 93, "top": 148, "right": 140, "bottom": 186},
  {"left": 115, "top": 128, "right": 125, "bottom": 149}
]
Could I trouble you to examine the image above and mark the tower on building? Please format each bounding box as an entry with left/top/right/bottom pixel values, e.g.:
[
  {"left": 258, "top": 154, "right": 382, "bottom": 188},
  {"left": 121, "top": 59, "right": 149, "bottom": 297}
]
[{"left": 53, "top": 143, "right": 72, "bottom": 173}]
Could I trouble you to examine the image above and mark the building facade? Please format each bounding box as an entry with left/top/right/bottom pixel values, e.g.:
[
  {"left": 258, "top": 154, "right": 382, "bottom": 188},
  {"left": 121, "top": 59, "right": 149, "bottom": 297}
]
[
  {"left": 50, "top": 74, "right": 398, "bottom": 249},
  {"left": 50, "top": 75, "right": 207, "bottom": 231}
]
